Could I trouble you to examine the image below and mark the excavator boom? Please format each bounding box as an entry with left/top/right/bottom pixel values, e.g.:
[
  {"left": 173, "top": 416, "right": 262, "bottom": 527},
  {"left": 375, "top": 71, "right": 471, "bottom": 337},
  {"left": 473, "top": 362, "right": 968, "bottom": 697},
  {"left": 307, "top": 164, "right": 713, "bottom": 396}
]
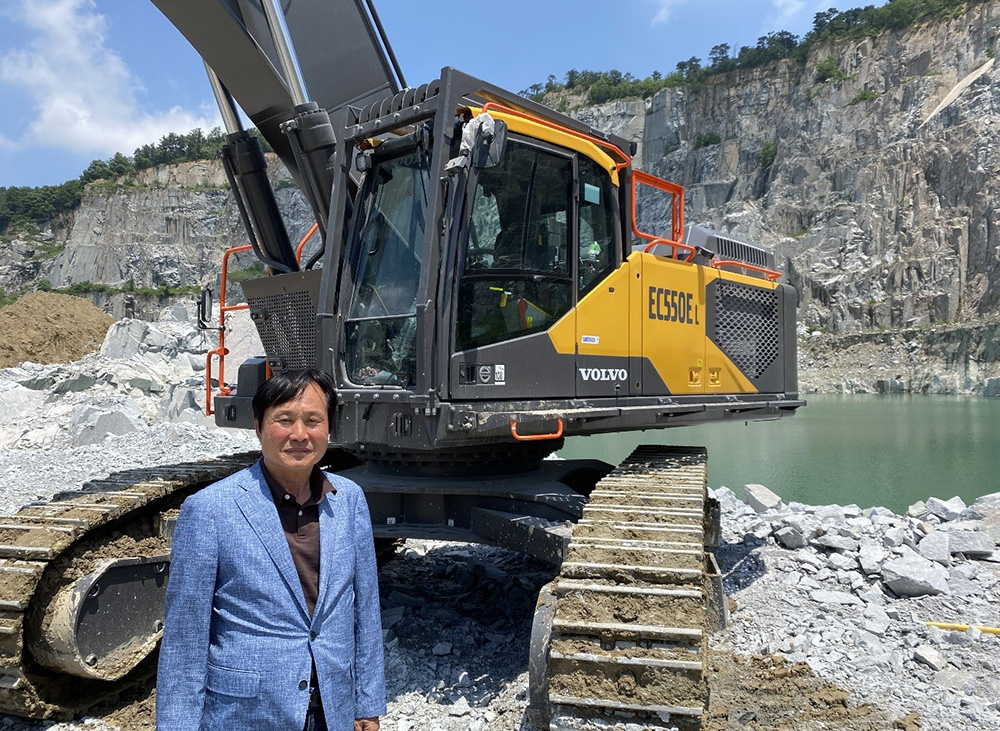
[{"left": 149, "top": 0, "right": 403, "bottom": 194}]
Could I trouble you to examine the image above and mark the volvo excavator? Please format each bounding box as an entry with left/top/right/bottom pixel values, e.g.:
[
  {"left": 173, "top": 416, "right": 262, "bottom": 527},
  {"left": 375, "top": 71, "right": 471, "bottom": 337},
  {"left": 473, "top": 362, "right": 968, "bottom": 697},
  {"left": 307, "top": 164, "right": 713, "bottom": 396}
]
[{"left": 0, "top": 1, "right": 802, "bottom": 727}]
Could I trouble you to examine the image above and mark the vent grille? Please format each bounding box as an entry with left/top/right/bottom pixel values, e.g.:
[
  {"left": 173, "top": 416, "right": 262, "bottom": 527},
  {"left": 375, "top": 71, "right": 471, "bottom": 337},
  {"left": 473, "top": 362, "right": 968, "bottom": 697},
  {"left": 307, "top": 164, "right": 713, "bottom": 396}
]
[
  {"left": 686, "top": 225, "right": 775, "bottom": 276},
  {"left": 715, "top": 282, "right": 779, "bottom": 380},
  {"left": 714, "top": 235, "right": 772, "bottom": 269},
  {"left": 246, "top": 290, "right": 318, "bottom": 373}
]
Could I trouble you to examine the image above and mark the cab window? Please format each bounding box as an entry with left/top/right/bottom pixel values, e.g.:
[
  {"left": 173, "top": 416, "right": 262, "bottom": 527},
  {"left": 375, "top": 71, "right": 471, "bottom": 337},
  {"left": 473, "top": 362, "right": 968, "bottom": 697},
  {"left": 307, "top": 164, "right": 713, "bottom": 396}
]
[
  {"left": 578, "top": 156, "right": 617, "bottom": 295},
  {"left": 456, "top": 140, "right": 572, "bottom": 351}
]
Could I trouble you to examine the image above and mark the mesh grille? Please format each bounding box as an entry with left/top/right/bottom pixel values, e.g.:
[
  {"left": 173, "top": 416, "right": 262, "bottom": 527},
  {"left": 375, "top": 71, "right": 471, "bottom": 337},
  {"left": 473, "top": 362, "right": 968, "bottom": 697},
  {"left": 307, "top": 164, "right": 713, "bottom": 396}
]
[
  {"left": 246, "top": 290, "right": 318, "bottom": 372},
  {"left": 714, "top": 281, "right": 779, "bottom": 380}
]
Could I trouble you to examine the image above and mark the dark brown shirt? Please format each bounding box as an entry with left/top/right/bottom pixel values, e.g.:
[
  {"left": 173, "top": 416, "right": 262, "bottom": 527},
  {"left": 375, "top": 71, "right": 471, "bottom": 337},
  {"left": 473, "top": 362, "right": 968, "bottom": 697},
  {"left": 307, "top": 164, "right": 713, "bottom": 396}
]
[{"left": 261, "top": 462, "right": 336, "bottom": 617}]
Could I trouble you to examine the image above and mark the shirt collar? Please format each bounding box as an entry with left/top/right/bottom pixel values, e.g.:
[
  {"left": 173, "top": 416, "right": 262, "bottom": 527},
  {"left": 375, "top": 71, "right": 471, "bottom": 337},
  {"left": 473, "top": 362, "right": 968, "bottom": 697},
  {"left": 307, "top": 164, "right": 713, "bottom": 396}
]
[{"left": 260, "top": 460, "right": 336, "bottom": 508}]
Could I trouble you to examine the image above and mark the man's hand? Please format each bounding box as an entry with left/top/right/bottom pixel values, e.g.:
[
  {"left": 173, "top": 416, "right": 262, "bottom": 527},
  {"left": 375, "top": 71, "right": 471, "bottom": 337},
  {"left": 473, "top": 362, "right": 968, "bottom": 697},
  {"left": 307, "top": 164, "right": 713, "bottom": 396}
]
[{"left": 355, "top": 717, "right": 380, "bottom": 731}]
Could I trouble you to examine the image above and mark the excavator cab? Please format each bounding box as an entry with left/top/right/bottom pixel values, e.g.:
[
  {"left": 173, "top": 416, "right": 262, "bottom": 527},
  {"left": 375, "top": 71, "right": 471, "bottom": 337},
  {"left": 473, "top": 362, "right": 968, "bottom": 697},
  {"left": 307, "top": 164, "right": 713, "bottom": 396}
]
[{"left": 208, "top": 67, "right": 801, "bottom": 465}]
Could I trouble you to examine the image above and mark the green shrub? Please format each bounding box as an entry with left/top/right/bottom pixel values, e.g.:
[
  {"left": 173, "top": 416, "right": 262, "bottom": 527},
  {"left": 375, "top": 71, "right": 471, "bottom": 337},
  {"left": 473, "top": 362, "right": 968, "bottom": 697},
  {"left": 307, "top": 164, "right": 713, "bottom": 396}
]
[
  {"left": 815, "top": 57, "right": 847, "bottom": 83},
  {"left": 227, "top": 260, "right": 267, "bottom": 283},
  {"left": 848, "top": 90, "right": 880, "bottom": 105},
  {"left": 55, "top": 280, "right": 199, "bottom": 298},
  {"left": 760, "top": 141, "right": 778, "bottom": 168},
  {"left": 33, "top": 242, "right": 66, "bottom": 260},
  {"left": 693, "top": 132, "right": 722, "bottom": 149}
]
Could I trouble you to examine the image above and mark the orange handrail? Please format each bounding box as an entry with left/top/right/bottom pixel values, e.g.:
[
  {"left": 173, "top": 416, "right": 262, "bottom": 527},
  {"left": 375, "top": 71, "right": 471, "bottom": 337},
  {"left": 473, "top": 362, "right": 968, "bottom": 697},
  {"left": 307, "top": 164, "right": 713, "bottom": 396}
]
[
  {"left": 296, "top": 222, "right": 319, "bottom": 262},
  {"left": 205, "top": 225, "right": 319, "bottom": 415},
  {"left": 631, "top": 170, "right": 691, "bottom": 260},
  {"left": 712, "top": 259, "right": 782, "bottom": 282},
  {"left": 205, "top": 244, "right": 253, "bottom": 415},
  {"left": 510, "top": 417, "right": 564, "bottom": 442}
]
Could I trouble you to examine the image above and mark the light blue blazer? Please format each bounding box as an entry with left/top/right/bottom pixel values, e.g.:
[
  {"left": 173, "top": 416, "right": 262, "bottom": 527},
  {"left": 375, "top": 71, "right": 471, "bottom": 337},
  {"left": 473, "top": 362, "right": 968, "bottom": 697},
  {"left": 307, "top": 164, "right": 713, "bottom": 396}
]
[{"left": 156, "top": 460, "right": 386, "bottom": 730}]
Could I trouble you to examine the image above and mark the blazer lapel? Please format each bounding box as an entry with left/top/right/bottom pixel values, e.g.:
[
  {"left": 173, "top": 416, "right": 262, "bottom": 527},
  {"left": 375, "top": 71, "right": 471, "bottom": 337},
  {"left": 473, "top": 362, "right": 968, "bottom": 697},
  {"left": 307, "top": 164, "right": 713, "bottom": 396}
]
[
  {"left": 314, "top": 474, "right": 348, "bottom": 615},
  {"left": 235, "top": 463, "right": 310, "bottom": 618}
]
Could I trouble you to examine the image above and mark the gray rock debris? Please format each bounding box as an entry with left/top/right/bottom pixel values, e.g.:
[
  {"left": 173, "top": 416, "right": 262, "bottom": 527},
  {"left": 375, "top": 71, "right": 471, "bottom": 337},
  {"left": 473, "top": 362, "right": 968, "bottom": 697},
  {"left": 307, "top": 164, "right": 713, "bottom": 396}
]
[
  {"left": 743, "top": 483, "right": 783, "bottom": 513},
  {"left": 914, "top": 646, "right": 947, "bottom": 671},
  {"left": 711, "top": 482, "right": 1000, "bottom": 731}
]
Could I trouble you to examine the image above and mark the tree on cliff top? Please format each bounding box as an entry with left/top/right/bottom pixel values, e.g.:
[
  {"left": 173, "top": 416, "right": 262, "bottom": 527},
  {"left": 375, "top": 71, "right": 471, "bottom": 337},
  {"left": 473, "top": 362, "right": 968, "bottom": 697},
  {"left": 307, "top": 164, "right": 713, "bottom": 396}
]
[
  {"left": 522, "top": 0, "right": 994, "bottom": 105},
  {"left": 0, "top": 127, "right": 273, "bottom": 235}
]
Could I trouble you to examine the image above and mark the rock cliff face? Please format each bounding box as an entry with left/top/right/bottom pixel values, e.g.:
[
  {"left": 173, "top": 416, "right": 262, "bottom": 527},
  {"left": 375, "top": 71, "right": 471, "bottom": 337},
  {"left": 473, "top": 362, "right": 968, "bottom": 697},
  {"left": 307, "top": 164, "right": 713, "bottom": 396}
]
[
  {"left": 40, "top": 157, "right": 313, "bottom": 317},
  {"left": 578, "top": 3, "right": 1000, "bottom": 336},
  {"left": 799, "top": 323, "right": 1000, "bottom": 394}
]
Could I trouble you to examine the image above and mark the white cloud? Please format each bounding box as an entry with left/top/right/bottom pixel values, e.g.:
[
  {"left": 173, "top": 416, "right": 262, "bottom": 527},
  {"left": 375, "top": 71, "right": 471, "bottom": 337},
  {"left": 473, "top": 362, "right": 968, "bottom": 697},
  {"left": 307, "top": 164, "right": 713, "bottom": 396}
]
[
  {"left": 770, "top": 0, "right": 806, "bottom": 28},
  {"left": 647, "top": 0, "right": 683, "bottom": 26},
  {"left": 0, "top": 0, "right": 217, "bottom": 157}
]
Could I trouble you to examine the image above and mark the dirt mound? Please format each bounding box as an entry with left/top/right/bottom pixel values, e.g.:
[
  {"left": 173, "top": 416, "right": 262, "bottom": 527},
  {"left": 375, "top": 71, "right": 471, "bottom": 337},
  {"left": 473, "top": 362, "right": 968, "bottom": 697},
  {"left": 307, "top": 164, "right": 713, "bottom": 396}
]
[
  {"left": 704, "top": 653, "right": 914, "bottom": 730},
  {"left": 0, "top": 291, "right": 114, "bottom": 368}
]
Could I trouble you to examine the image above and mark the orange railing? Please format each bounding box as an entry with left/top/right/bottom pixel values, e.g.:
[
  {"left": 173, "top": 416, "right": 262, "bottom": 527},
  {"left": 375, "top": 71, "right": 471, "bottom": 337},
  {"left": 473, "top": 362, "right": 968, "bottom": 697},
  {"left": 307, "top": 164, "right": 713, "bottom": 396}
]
[
  {"left": 204, "top": 223, "right": 319, "bottom": 415},
  {"left": 205, "top": 243, "right": 251, "bottom": 415},
  {"left": 711, "top": 259, "right": 782, "bottom": 281},
  {"left": 631, "top": 170, "right": 691, "bottom": 261}
]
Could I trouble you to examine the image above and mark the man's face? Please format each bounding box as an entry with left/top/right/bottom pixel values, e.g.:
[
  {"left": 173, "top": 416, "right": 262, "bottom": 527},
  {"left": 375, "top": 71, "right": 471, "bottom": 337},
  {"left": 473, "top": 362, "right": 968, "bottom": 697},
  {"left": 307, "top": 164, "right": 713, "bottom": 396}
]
[{"left": 255, "top": 382, "right": 330, "bottom": 478}]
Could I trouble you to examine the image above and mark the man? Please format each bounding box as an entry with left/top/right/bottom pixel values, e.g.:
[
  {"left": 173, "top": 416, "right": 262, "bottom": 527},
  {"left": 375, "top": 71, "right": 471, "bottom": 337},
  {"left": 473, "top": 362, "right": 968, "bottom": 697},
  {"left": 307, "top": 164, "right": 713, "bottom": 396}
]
[{"left": 157, "top": 369, "right": 385, "bottom": 730}]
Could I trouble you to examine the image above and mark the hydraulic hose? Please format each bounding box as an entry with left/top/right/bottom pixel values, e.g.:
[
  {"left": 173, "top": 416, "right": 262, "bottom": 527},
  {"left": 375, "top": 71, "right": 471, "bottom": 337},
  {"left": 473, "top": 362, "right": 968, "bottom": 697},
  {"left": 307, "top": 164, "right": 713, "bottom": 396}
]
[{"left": 926, "top": 621, "right": 1000, "bottom": 635}]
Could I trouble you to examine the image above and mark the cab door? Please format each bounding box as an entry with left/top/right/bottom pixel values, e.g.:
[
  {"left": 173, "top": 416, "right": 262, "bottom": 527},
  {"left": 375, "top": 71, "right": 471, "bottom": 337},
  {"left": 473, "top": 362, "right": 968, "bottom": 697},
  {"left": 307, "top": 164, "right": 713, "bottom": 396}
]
[{"left": 448, "top": 137, "right": 576, "bottom": 400}]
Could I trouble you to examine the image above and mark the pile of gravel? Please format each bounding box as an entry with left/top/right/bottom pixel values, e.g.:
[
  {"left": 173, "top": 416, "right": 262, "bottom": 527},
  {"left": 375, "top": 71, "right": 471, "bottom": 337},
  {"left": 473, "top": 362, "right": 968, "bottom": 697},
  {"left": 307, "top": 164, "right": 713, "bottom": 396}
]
[{"left": 0, "top": 292, "right": 114, "bottom": 369}]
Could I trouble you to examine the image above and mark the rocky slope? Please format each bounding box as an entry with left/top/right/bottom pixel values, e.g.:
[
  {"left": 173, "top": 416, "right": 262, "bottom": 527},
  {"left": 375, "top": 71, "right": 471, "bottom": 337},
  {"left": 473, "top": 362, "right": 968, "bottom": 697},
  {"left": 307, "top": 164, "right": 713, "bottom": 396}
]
[
  {"left": 0, "top": 157, "right": 314, "bottom": 320},
  {"left": 579, "top": 2, "right": 1000, "bottom": 338}
]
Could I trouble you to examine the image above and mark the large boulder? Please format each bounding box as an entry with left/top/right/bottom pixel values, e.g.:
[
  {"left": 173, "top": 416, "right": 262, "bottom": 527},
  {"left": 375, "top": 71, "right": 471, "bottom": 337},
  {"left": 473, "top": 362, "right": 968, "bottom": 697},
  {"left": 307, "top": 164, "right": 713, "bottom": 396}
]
[
  {"left": 926, "top": 496, "right": 966, "bottom": 522},
  {"left": 970, "top": 493, "right": 1000, "bottom": 545},
  {"left": 917, "top": 531, "right": 951, "bottom": 566},
  {"left": 744, "top": 483, "right": 783, "bottom": 513},
  {"left": 881, "top": 552, "right": 950, "bottom": 597},
  {"left": 946, "top": 530, "right": 996, "bottom": 557}
]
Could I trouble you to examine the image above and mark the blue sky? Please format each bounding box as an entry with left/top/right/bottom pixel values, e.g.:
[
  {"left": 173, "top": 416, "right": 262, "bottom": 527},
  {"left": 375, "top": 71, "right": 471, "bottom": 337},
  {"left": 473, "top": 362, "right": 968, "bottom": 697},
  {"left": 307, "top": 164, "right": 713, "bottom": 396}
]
[{"left": 1, "top": 0, "right": 855, "bottom": 188}]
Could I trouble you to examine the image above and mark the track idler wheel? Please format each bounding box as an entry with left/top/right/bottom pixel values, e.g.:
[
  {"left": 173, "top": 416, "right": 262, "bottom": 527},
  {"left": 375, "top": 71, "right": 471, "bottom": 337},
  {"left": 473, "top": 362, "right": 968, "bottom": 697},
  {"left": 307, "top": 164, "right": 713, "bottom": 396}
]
[{"left": 29, "top": 555, "right": 170, "bottom": 681}]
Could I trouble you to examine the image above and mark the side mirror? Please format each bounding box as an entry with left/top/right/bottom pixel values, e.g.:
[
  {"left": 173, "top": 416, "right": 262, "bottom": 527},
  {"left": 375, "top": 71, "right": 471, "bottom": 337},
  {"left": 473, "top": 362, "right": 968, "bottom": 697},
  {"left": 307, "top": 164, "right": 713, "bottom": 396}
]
[
  {"left": 473, "top": 119, "right": 507, "bottom": 170},
  {"left": 197, "top": 287, "right": 214, "bottom": 330}
]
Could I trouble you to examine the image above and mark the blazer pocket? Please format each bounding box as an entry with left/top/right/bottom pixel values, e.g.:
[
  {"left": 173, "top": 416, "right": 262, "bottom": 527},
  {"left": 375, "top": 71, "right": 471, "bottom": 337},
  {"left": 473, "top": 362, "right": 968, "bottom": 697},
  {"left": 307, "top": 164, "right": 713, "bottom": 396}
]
[{"left": 206, "top": 662, "right": 261, "bottom": 698}]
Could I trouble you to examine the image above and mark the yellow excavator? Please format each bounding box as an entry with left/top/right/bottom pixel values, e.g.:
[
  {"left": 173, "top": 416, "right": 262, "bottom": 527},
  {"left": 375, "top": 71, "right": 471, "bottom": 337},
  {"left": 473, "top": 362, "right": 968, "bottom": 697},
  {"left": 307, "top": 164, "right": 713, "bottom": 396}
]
[{"left": 0, "top": 1, "right": 802, "bottom": 727}]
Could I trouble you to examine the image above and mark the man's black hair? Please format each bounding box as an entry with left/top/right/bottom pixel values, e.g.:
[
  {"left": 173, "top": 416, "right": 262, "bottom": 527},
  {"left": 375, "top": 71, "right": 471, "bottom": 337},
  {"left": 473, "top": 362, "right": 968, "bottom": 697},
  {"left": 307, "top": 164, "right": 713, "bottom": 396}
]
[{"left": 252, "top": 369, "right": 337, "bottom": 428}]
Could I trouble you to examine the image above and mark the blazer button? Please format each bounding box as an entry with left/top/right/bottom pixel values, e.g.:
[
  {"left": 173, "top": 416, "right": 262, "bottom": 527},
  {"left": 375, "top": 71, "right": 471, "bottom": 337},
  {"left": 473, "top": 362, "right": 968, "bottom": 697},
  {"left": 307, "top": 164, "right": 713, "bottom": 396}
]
[
  {"left": 310, "top": 631, "right": 318, "bottom": 641},
  {"left": 299, "top": 680, "right": 308, "bottom": 690}
]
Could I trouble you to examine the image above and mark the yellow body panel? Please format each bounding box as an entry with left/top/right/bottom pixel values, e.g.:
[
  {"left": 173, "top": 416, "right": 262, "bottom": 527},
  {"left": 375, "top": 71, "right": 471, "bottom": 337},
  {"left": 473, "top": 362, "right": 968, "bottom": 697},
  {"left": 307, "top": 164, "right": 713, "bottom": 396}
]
[
  {"left": 638, "top": 253, "right": 711, "bottom": 393},
  {"left": 550, "top": 252, "right": 777, "bottom": 395},
  {"left": 549, "top": 264, "right": 632, "bottom": 358}
]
